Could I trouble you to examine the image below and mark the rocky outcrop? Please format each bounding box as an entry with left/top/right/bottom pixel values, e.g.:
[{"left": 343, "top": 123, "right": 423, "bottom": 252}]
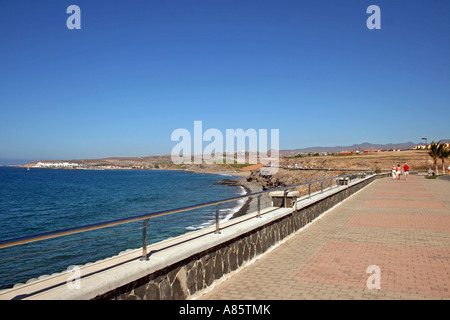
[{"left": 245, "top": 168, "right": 346, "bottom": 191}]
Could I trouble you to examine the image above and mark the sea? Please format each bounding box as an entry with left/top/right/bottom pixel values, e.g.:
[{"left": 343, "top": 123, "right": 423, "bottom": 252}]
[{"left": 0, "top": 166, "right": 246, "bottom": 290}]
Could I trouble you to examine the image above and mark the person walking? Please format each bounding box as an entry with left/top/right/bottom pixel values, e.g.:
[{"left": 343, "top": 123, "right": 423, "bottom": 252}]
[
  {"left": 403, "top": 162, "right": 410, "bottom": 180},
  {"left": 392, "top": 165, "right": 397, "bottom": 179},
  {"left": 396, "top": 164, "right": 402, "bottom": 180}
]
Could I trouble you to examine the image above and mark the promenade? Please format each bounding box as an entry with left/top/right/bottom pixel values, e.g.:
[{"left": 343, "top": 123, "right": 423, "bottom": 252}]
[{"left": 199, "top": 174, "right": 450, "bottom": 300}]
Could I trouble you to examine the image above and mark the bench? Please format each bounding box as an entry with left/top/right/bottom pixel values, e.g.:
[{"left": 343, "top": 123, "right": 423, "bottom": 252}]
[
  {"left": 337, "top": 177, "right": 350, "bottom": 185},
  {"left": 269, "top": 190, "right": 300, "bottom": 208}
]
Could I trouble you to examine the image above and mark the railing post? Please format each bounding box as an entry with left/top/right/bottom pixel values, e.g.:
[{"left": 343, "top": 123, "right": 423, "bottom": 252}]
[
  {"left": 308, "top": 183, "right": 311, "bottom": 199},
  {"left": 321, "top": 181, "right": 323, "bottom": 193},
  {"left": 215, "top": 204, "right": 221, "bottom": 234},
  {"left": 283, "top": 190, "right": 288, "bottom": 208},
  {"left": 141, "top": 218, "right": 150, "bottom": 261},
  {"left": 257, "top": 194, "right": 262, "bottom": 218}
]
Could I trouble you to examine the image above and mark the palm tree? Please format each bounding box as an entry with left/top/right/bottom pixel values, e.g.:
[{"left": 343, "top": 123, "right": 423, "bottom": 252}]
[
  {"left": 427, "top": 141, "right": 442, "bottom": 175},
  {"left": 439, "top": 145, "right": 449, "bottom": 175}
]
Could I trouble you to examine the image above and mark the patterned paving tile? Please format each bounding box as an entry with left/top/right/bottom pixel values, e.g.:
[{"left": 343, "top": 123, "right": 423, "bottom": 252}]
[
  {"left": 345, "top": 213, "right": 450, "bottom": 231},
  {"left": 371, "top": 192, "right": 434, "bottom": 198},
  {"left": 363, "top": 200, "right": 447, "bottom": 209},
  {"left": 293, "top": 241, "right": 450, "bottom": 298}
]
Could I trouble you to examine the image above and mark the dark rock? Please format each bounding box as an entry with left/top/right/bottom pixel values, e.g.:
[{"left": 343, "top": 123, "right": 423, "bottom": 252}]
[
  {"left": 172, "top": 268, "right": 187, "bottom": 300},
  {"left": 160, "top": 278, "right": 172, "bottom": 300},
  {"left": 186, "top": 264, "right": 198, "bottom": 294},
  {"left": 145, "top": 282, "right": 160, "bottom": 300}
]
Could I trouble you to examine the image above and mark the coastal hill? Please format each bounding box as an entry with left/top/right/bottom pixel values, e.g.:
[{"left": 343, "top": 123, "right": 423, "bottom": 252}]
[
  {"left": 23, "top": 141, "right": 423, "bottom": 169},
  {"left": 280, "top": 142, "right": 420, "bottom": 156},
  {"left": 22, "top": 146, "right": 432, "bottom": 195},
  {"left": 23, "top": 141, "right": 421, "bottom": 170}
]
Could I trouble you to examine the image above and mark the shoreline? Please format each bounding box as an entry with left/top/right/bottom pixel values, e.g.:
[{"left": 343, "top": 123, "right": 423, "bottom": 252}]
[
  {"left": 206, "top": 170, "right": 265, "bottom": 220},
  {"left": 231, "top": 184, "right": 253, "bottom": 219},
  {"left": 231, "top": 179, "right": 267, "bottom": 220},
  {"left": 184, "top": 168, "right": 265, "bottom": 220}
]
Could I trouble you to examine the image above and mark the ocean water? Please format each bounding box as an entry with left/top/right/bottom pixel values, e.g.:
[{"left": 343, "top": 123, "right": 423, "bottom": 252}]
[{"left": 0, "top": 167, "right": 246, "bottom": 290}]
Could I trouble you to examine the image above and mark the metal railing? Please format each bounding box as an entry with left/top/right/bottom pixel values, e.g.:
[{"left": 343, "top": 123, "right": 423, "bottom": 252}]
[{"left": 0, "top": 171, "right": 374, "bottom": 265}]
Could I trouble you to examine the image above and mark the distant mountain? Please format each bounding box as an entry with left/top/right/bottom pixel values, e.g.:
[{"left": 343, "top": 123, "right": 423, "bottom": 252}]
[{"left": 280, "top": 142, "right": 421, "bottom": 156}]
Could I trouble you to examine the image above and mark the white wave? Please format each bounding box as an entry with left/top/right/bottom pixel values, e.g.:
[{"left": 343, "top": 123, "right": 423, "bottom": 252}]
[{"left": 184, "top": 185, "right": 248, "bottom": 231}]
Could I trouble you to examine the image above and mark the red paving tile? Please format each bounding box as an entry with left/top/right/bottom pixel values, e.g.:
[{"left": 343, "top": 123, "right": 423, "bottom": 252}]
[
  {"left": 346, "top": 213, "right": 450, "bottom": 231},
  {"left": 378, "top": 187, "right": 428, "bottom": 192},
  {"left": 371, "top": 192, "right": 434, "bottom": 198},
  {"left": 294, "top": 241, "right": 450, "bottom": 298},
  {"left": 377, "top": 184, "right": 423, "bottom": 186},
  {"left": 381, "top": 180, "right": 422, "bottom": 184},
  {"left": 363, "top": 199, "right": 447, "bottom": 209}
]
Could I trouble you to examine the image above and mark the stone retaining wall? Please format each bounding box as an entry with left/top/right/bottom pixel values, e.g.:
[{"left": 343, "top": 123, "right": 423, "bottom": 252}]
[{"left": 94, "top": 175, "right": 376, "bottom": 300}]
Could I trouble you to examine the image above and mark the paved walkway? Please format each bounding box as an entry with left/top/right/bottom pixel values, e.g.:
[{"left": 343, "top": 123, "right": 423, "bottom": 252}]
[{"left": 199, "top": 175, "right": 450, "bottom": 300}]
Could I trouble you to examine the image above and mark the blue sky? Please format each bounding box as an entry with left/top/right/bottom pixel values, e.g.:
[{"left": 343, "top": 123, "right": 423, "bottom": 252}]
[{"left": 0, "top": 0, "right": 449, "bottom": 163}]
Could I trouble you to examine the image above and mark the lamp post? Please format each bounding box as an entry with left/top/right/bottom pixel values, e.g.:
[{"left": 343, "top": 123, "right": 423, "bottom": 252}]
[{"left": 422, "top": 137, "right": 427, "bottom": 173}]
